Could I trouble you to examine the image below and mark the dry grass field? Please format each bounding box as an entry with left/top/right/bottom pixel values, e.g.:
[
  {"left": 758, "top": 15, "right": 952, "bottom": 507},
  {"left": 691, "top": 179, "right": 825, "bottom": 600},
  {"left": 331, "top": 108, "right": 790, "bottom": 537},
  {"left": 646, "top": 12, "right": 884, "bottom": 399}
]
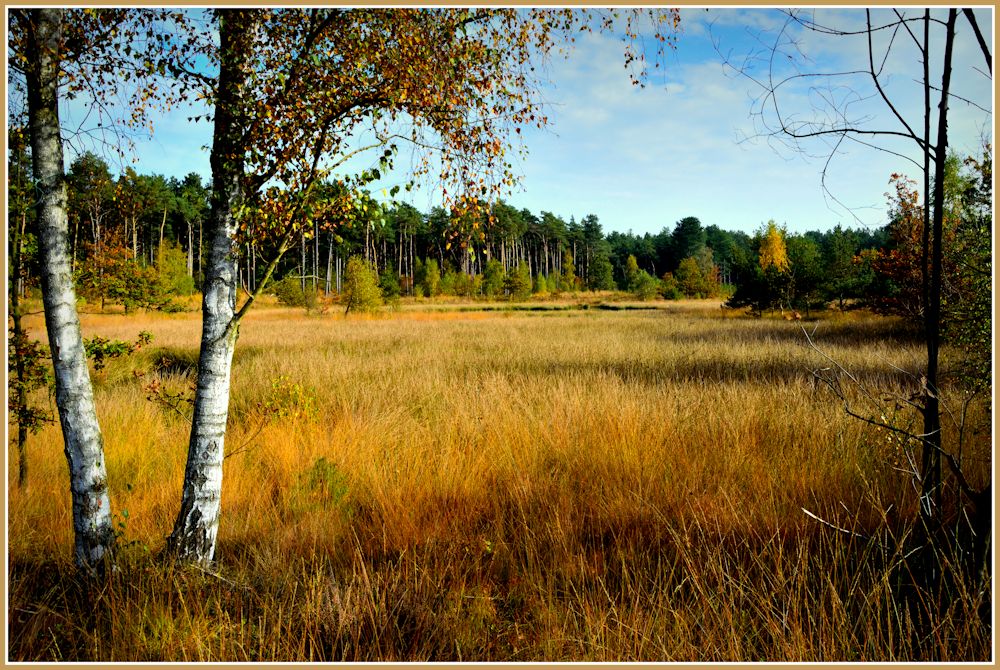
[{"left": 7, "top": 299, "right": 992, "bottom": 661}]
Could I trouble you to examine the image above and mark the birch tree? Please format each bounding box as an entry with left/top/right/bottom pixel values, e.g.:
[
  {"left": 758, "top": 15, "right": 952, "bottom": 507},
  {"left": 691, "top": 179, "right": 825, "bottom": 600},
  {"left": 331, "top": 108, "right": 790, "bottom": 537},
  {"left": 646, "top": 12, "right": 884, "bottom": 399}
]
[
  {"left": 9, "top": 7, "right": 198, "bottom": 569},
  {"left": 165, "top": 8, "right": 680, "bottom": 565}
]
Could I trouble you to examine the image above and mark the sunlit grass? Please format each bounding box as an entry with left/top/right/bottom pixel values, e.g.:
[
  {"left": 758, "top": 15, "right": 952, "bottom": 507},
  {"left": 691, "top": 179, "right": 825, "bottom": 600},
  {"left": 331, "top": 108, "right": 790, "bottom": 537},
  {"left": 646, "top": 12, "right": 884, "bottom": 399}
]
[{"left": 8, "top": 300, "right": 991, "bottom": 661}]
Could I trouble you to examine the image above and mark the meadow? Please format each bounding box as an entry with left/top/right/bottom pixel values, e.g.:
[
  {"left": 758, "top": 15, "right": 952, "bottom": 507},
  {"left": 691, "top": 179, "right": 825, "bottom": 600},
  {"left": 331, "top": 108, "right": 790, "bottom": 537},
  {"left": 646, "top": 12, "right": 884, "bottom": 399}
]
[{"left": 7, "top": 298, "right": 992, "bottom": 661}]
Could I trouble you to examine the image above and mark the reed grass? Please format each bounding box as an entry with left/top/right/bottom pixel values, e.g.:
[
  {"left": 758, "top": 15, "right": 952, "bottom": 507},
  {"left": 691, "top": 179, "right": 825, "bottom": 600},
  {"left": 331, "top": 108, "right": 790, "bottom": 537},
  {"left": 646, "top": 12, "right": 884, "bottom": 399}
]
[{"left": 7, "top": 300, "right": 991, "bottom": 661}]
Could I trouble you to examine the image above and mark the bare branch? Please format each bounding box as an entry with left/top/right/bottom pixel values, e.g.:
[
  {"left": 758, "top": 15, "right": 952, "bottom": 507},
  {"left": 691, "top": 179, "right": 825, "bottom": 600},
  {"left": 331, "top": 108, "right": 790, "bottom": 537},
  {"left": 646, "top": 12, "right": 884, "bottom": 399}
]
[
  {"left": 866, "top": 10, "right": 923, "bottom": 146},
  {"left": 962, "top": 8, "right": 992, "bottom": 75}
]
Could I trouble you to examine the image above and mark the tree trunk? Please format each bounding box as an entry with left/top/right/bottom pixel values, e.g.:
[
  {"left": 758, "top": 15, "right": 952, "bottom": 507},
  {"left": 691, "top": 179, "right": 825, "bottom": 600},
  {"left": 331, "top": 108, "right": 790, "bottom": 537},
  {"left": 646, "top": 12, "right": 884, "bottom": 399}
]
[
  {"left": 326, "top": 232, "right": 333, "bottom": 295},
  {"left": 167, "top": 9, "right": 254, "bottom": 565},
  {"left": 158, "top": 207, "right": 167, "bottom": 261},
  {"left": 187, "top": 219, "right": 195, "bottom": 277},
  {"left": 71, "top": 214, "right": 78, "bottom": 273},
  {"left": 26, "top": 8, "right": 114, "bottom": 570},
  {"left": 920, "top": 8, "right": 957, "bottom": 521},
  {"left": 301, "top": 229, "right": 307, "bottom": 290},
  {"left": 11, "top": 209, "right": 29, "bottom": 488},
  {"left": 198, "top": 221, "right": 203, "bottom": 279}
]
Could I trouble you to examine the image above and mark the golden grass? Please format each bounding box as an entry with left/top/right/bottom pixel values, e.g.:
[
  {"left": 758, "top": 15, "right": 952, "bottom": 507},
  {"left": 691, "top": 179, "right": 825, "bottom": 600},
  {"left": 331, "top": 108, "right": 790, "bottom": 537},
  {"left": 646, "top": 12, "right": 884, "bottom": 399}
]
[{"left": 8, "top": 301, "right": 991, "bottom": 661}]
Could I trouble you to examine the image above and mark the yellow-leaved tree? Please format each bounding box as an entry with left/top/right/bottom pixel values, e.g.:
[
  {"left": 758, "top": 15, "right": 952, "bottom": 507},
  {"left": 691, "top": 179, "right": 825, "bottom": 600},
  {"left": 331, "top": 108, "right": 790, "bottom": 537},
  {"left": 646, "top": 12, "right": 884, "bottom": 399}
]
[{"left": 758, "top": 220, "right": 790, "bottom": 273}]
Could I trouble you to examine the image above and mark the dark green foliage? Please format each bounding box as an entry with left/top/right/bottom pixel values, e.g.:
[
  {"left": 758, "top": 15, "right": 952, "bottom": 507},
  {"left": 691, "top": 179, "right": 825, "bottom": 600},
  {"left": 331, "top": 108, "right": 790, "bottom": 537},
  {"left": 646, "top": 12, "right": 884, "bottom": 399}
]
[
  {"left": 725, "top": 260, "right": 771, "bottom": 315},
  {"left": 821, "top": 225, "right": 864, "bottom": 307},
  {"left": 83, "top": 331, "right": 153, "bottom": 372},
  {"left": 503, "top": 262, "right": 532, "bottom": 300},
  {"left": 945, "top": 150, "right": 992, "bottom": 391},
  {"left": 670, "top": 216, "right": 706, "bottom": 267},
  {"left": 37, "top": 141, "right": 946, "bottom": 317},
  {"left": 587, "top": 250, "right": 615, "bottom": 291},
  {"left": 379, "top": 268, "right": 401, "bottom": 299},
  {"left": 785, "top": 235, "right": 824, "bottom": 311}
]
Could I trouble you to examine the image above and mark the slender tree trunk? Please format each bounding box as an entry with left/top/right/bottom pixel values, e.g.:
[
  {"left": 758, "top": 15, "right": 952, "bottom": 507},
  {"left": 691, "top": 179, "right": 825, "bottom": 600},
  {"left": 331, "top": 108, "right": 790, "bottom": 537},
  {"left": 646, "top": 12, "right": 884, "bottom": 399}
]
[
  {"left": 920, "top": 8, "right": 957, "bottom": 521},
  {"left": 326, "top": 232, "right": 333, "bottom": 295},
  {"left": 71, "top": 215, "right": 78, "bottom": 273},
  {"left": 301, "top": 229, "right": 306, "bottom": 290},
  {"left": 158, "top": 207, "right": 167, "bottom": 260},
  {"left": 187, "top": 219, "right": 195, "bottom": 277},
  {"left": 11, "top": 209, "right": 29, "bottom": 488},
  {"left": 198, "top": 221, "right": 203, "bottom": 279},
  {"left": 920, "top": 9, "right": 930, "bottom": 324},
  {"left": 167, "top": 10, "right": 254, "bottom": 565},
  {"left": 26, "top": 8, "right": 114, "bottom": 569}
]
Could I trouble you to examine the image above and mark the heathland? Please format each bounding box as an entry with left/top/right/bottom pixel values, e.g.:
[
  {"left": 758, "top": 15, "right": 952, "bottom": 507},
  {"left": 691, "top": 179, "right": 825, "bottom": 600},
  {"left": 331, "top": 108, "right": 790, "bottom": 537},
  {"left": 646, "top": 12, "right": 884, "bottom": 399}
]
[{"left": 8, "top": 298, "right": 991, "bottom": 661}]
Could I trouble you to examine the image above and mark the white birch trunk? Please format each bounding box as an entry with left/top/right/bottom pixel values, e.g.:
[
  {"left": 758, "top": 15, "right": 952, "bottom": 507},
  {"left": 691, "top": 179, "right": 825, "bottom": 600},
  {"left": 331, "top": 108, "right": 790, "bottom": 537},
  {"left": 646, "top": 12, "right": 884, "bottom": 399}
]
[
  {"left": 167, "top": 10, "right": 253, "bottom": 565},
  {"left": 27, "top": 8, "right": 114, "bottom": 569},
  {"left": 167, "top": 187, "right": 239, "bottom": 566}
]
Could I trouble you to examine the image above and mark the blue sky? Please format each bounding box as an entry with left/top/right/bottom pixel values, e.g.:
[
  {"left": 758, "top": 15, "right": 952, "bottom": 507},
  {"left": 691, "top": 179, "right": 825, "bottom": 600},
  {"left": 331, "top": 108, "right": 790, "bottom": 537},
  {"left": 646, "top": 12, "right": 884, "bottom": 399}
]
[{"left": 55, "top": 7, "right": 993, "bottom": 237}]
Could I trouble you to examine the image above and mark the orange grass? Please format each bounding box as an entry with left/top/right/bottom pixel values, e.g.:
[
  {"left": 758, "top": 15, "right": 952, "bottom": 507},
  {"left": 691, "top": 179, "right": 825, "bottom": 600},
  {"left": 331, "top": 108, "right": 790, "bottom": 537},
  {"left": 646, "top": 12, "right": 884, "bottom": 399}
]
[{"left": 7, "top": 301, "right": 991, "bottom": 661}]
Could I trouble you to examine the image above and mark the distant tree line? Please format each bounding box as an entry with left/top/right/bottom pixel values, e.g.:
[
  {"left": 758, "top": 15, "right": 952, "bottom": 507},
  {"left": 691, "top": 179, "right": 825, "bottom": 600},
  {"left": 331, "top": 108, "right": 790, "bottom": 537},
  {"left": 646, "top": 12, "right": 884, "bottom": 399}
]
[{"left": 7, "top": 146, "right": 988, "bottom": 328}]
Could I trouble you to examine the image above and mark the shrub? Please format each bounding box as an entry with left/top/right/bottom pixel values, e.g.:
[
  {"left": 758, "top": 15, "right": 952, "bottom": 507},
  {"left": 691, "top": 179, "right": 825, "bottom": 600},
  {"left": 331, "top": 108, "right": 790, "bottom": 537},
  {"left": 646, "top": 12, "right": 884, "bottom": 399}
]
[
  {"left": 439, "top": 269, "right": 458, "bottom": 296},
  {"left": 482, "top": 259, "right": 505, "bottom": 298},
  {"left": 379, "top": 269, "right": 401, "bottom": 299},
  {"left": 272, "top": 275, "right": 308, "bottom": 307},
  {"left": 262, "top": 375, "right": 318, "bottom": 422},
  {"left": 420, "top": 258, "right": 441, "bottom": 297},
  {"left": 504, "top": 262, "right": 532, "bottom": 300},
  {"left": 343, "top": 256, "right": 383, "bottom": 314},
  {"left": 660, "top": 272, "right": 682, "bottom": 300},
  {"left": 631, "top": 270, "right": 660, "bottom": 301},
  {"left": 546, "top": 273, "right": 559, "bottom": 294},
  {"left": 533, "top": 273, "right": 548, "bottom": 296},
  {"left": 453, "top": 272, "right": 476, "bottom": 297},
  {"left": 156, "top": 242, "right": 196, "bottom": 296}
]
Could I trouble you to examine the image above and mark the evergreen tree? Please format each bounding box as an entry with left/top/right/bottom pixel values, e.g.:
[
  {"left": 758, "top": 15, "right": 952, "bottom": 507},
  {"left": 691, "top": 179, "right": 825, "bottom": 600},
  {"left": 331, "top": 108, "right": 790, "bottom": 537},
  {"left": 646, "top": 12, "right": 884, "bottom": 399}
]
[{"left": 587, "top": 248, "right": 615, "bottom": 290}]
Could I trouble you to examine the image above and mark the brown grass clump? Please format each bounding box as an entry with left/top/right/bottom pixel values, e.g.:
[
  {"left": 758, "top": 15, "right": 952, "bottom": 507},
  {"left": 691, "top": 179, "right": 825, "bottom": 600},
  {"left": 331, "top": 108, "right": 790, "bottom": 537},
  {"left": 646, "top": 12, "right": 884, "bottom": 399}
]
[{"left": 7, "top": 302, "right": 991, "bottom": 661}]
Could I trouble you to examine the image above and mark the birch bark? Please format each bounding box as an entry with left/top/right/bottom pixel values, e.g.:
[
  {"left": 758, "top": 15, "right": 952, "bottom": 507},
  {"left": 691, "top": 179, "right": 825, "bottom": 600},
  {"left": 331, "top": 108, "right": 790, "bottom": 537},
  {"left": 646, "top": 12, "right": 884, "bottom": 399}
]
[
  {"left": 26, "top": 8, "right": 114, "bottom": 569},
  {"left": 167, "top": 10, "right": 253, "bottom": 564}
]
